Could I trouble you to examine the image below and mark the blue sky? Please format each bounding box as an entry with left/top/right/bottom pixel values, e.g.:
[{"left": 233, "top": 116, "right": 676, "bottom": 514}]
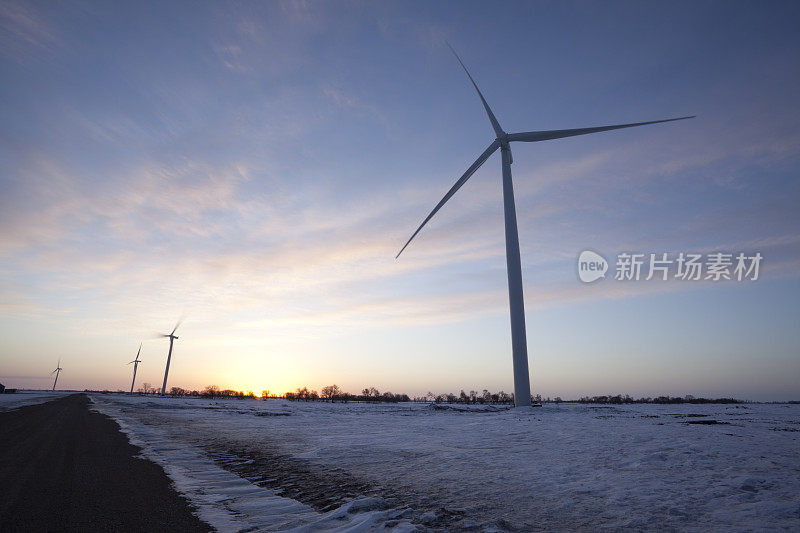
[{"left": 1, "top": 0, "right": 798, "bottom": 400}]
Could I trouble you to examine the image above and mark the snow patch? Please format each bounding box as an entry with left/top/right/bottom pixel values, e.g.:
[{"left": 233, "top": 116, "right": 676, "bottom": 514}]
[
  {"left": 0, "top": 390, "right": 72, "bottom": 411},
  {"left": 91, "top": 396, "right": 417, "bottom": 532},
  {"left": 90, "top": 395, "right": 800, "bottom": 530}
]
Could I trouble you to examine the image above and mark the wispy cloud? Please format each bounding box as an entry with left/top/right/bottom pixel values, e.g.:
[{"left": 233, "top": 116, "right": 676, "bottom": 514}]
[{"left": 0, "top": 0, "right": 61, "bottom": 62}]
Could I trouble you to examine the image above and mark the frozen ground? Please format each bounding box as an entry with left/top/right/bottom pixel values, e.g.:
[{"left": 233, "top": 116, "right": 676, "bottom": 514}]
[
  {"left": 0, "top": 390, "right": 71, "bottom": 411},
  {"left": 90, "top": 394, "right": 800, "bottom": 531}
]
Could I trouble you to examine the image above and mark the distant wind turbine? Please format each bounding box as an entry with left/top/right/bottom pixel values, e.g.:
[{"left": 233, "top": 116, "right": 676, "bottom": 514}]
[
  {"left": 51, "top": 359, "right": 62, "bottom": 391},
  {"left": 128, "top": 343, "right": 142, "bottom": 394},
  {"left": 159, "top": 319, "right": 182, "bottom": 396},
  {"left": 396, "top": 43, "right": 693, "bottom": 407}
]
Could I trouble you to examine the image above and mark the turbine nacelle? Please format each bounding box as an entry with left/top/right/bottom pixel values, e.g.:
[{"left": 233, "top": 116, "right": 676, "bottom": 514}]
[
  {"left": 155, "top": 318, "right": 182, "bottom": 340},
  {"left": 498, "top": 136, "right": 513, "bottom": 164}
]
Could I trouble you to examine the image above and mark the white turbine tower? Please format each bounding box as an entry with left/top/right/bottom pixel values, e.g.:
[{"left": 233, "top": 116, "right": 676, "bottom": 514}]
[
  {"left": 159, "top": 319, "right": 182, "bottom": 396},
  {"left": 51, "top": 359, "right": 62, "bottom": 391},
  {"left": 397, "top": 44, "right": 693, "bottom": 407},
  {"left": 128, "top": 343, "right": 142, "bottom": 394}
]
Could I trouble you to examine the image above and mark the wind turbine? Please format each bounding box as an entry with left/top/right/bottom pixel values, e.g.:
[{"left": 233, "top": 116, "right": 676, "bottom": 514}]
[
  {"left": 396, "top": 44, "right": 693, "bottom": 407},
  {"left": 128, "top": 343, "right": 142, "bottom": 394},
  {"left": 51, "top": 359, "right": 62, "bottom": 391},
  {"left": 159, "top": 319, "right": 182, "bottom": 396}
]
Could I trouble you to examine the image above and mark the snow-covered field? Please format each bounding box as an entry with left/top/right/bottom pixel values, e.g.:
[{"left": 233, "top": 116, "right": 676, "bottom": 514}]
[
  {"left": 90, "top": 394, "right": 800, "bottom": 531},
  {"left": 0, "top": 390, "right": 71, "bottom": 411}
]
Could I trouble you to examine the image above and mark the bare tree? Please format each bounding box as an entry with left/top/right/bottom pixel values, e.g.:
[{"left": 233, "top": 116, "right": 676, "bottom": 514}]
[
  {"left": 202, "top": 385, "right": 220, "bottom": 398},
  {"left": 321, "top": 384, "right": 341, "bottom": 402}
]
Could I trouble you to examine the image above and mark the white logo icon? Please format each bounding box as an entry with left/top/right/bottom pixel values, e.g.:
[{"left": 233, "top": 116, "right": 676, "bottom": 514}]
[{"left": 578, "top": 250, "right": 608, "bottom": 283}]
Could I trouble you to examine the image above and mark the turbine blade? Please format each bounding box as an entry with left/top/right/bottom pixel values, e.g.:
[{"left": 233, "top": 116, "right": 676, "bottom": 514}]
[
  {"left": 507, "top": 116, "right": 695, "bottom": 143},
  {"left": 136, "top": 343, "right": 142, "bottom": 358},
  {"left": 446, "top": 42, "right": 504, "bottom": 137},
  {"left": 396, "top": 140, "right": 500, "bottom": 259},
  {"left": 170, "top": 316, "right": 184, "bottom": 336}
]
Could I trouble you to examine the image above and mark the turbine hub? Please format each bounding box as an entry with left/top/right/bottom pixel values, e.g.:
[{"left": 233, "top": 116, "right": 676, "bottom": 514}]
[{"left": 499, "top": 138, "right": 513, "bottom": 164}]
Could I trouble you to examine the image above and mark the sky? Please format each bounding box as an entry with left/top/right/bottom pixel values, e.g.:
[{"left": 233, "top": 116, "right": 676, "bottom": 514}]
[{"left": 1, "top": 0, "right": 798, "bottom": 401}]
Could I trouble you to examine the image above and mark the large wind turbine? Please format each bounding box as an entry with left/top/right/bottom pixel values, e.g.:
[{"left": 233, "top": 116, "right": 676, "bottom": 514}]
[
  {"left": 51, "top": 359, "right": 62, "bottom": 391},
  {"left": 396, "top": 44, "right": 693, "bottom": 407},
  {"left": 159, "top": 320, "right": 182, "bottom": 396},
  {"left": 128, "top": 343, "right": 142, "bottom": 394}
]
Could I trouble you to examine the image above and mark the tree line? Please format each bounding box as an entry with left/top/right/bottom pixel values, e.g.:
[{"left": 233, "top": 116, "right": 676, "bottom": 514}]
[
  {"left": 284, "top": 386, "right": 523, "bottom": 404},
  {"left": 131, "top": 383, "right": 742, "bottom": 405},
  {"left": 135, "top": 383, "right": 257, "bottom": 399},
  {"left": 576, "top": 394, "right": 742, "bottom": 404},
  {"left": 284, "top": 385, "right": 412, "bottom": 403}
]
